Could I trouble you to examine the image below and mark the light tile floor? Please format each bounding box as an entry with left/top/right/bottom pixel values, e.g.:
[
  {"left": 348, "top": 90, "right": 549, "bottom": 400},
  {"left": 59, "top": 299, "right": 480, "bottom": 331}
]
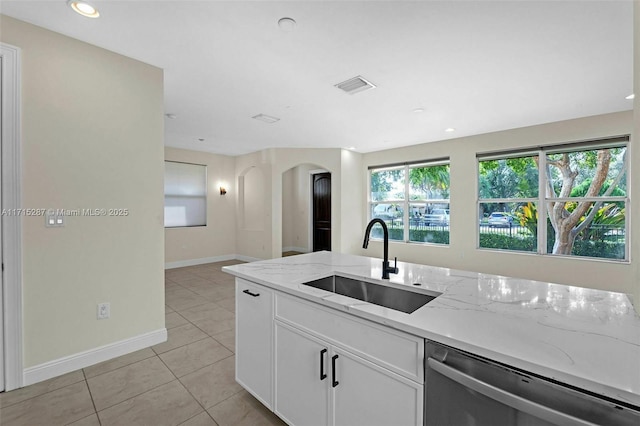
[{"left": 0, "top": 260, "right": 285, "bottom": 426}]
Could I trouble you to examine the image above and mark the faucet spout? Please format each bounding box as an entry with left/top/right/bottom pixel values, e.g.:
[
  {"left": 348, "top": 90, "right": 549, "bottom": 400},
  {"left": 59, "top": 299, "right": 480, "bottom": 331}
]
[{"left": 362, "top": 218, "right": 398, "bottom": 279}]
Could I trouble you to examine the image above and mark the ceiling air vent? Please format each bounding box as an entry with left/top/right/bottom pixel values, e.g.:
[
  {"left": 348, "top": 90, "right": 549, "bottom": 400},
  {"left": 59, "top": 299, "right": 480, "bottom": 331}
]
[
  {"left": 335, "top": 75, "right": 376, "bottom": 95},
  {"left": 252, "top": 113, "right": 280, "bottom": 124}
]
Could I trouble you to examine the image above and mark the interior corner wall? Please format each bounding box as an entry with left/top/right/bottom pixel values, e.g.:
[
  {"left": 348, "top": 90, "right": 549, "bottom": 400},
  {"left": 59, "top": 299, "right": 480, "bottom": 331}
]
[
  {"left": 235, "top": 150, "right": 273, "bottom": 260},
  {"left": 0, "top": 16, "right": 165, "bottom": 368},
  {"left": 361, "top": 111, "right": 635, "bottom": 295},
  {"left": 282, "top": 168, "right": 295, "bottom": 250},
  {"left": 164, "top": 147, "right": 237, "bottom": 266},
  {"left": 282, "top": 164, "right": 314, "bottom": 253},
  {"left": 340, "top": 149, "right": 364, "bottom": 254}
]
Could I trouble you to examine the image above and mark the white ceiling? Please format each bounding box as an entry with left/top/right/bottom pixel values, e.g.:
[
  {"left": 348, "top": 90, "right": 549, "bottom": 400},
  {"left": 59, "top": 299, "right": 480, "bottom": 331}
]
[{"left": 0, "top": 0, "right": 633, "bottom": 156}]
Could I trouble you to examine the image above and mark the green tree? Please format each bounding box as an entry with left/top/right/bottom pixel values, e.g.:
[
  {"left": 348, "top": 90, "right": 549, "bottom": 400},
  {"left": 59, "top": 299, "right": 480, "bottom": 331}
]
[
  {"left": 543, "top": 148, "right": 627, "bottom": 255},
  {"left": 480, "top": 149, "right": 626, "bottom": 256},
  {"left": 371, "top": 169, "right": 403, "bottom": 201},
  {"left": 409, "top": 165, "right": 449, "bottom": 199}
]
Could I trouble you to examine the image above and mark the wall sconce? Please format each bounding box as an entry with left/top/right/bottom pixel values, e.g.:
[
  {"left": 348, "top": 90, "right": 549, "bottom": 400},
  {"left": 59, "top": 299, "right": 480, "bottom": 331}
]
[{"left": 219, "top": 187, "right": 227, "bottom": 195}]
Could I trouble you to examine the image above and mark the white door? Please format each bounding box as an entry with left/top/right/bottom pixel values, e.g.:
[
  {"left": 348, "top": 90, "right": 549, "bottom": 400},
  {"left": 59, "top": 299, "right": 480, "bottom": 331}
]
[
  {"left": 331, "top": 348, "right": 423, "bottom": 426},
  {"left": 274, "top": 321, "right": 330, "bottom": 426},
  {"left": 0, "top": 54, "right": 5, "bottom": 392},
  {"left": 0, "top": 43, "right": 21, "bottom": 392}
]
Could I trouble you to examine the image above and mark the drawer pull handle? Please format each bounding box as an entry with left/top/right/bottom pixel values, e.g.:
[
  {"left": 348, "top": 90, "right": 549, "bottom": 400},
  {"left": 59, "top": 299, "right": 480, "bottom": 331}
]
[
  {"left": 320, "top": 349, "right": 327, "bottom": 380},
  {"left": 242, "top": 289, "right": 260, "bottom": 297},
  {"left": 332, "top": 354, "right": 339, "bottom": 387}
]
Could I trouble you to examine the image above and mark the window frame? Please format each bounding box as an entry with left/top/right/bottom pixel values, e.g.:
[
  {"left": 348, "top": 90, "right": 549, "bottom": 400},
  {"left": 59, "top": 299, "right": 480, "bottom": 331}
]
[
  {"left": 164, "top": 160, "right": 208, "bottom": 228},
  {"left": 368, "top": 158, "right": 450, "bottom": 244},
  {"left": 476, "top": 137, "right": 629, "bottom": 261}
]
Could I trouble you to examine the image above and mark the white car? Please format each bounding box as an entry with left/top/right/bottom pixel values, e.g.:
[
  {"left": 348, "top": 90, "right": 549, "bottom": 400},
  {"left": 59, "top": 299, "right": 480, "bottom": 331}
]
[{"left": 487, "top": 212, "right": 513, "bottom": 227}]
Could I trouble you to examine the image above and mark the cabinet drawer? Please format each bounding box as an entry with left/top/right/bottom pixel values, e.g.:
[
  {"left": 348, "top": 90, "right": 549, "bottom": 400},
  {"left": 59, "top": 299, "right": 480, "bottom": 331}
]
[{"left": 275, "top": 293, "right": 423, "bottom": 383}]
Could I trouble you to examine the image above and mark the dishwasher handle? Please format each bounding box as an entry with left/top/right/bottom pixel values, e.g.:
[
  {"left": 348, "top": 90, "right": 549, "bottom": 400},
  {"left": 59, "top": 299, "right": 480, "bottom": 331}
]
[{"left": 427, "top": 357, "right": 598, "bottom": 426}]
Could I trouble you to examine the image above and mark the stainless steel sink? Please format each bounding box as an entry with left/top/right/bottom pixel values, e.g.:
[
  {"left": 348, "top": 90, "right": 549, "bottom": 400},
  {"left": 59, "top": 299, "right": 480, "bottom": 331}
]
[{"left": 302, "top": 275, "right": 440, "bottom": 314}]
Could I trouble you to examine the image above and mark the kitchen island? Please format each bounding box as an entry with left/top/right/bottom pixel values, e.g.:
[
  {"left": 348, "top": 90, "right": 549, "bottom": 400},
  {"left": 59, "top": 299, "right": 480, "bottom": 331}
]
[{"left": 223, "top": 251, "right": 640, "bottom": 424}]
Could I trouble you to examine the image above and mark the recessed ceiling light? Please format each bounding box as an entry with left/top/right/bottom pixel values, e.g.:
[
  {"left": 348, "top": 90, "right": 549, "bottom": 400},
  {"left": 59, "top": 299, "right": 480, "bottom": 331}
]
[
  {"left": 165, "top": 113, "right": 177, "bottom": 119},
  {"left": 626, "top": 93, "right": 635, "bottom": 100},
  {"left": 67, "top": 0, "right": 100, "bottom": 18},
  {"left": 345, "top": 146, "right": 356, "bottom": 150},
  {"left": 413, "top": 108, "right": 425, "bottom": 113},
  {"left": 278, "top": 17, "right": 296, "bottom": 32},
  {"left": 252, "top": 114, "right": 280, "bottom": 124},
  {"left": 198, "top": 138, "right": 205, "bottom": 142},
  {"left": 445, "top": 128, "right": 456, "bottom": 132}
]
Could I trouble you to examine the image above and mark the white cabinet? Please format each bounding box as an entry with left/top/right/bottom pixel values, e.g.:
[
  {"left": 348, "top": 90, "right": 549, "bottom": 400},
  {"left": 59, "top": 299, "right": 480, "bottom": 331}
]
[
  {"left": 332, "top": 348, "right": 423, "bottom": 426},
  {"left": 274, "top": 321, "right": 423, "bottom": 426},
  {"left": 274, "top": 294, "right": 424, "bottom": 426},
  {"left": 235, "top": 279, "right": 274, "bottom": 409},
  {"left": 274, "top": 322, "right": 330, "bottom": 426},
  {"left": 235, "top": 279, "right": 424, "bottom": 426}
]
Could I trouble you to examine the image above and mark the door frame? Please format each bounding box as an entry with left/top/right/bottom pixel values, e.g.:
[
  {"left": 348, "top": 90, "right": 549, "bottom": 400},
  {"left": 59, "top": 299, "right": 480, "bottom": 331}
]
[
  {"left": 308, "top": 169, "right": 330, "bottom": 252},
  {"left": 1, "top": 43, "right": 24, "bottom": 391}
]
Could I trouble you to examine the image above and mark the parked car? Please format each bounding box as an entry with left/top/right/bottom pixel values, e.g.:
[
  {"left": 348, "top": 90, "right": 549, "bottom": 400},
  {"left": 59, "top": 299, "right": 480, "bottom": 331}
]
[
  {"left": 373, "top": 203, "right": 402, "bottom": 221},
  {"left": 488, "top": 212, "right": 513, "bottom": 227},
  {"left": 424, "top": 208, "right": 450, "bottom": 226}
]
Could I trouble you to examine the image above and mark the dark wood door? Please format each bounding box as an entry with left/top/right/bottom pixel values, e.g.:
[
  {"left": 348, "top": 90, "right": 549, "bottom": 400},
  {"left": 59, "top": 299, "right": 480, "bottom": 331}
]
[{"left": 312, "top": 173, "right": 331, "bottom": 252}]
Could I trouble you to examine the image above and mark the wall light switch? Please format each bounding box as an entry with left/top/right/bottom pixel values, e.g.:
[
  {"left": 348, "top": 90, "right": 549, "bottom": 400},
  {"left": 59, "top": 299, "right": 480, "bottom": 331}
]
[{"left": 45, "top": 211, "right": 64, "bottom": 227}]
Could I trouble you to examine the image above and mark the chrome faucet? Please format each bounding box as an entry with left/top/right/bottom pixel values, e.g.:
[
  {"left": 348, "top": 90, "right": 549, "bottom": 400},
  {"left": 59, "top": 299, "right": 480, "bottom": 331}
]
[{"left": 362, "top": 218, "right": 399, "bottom": 279}]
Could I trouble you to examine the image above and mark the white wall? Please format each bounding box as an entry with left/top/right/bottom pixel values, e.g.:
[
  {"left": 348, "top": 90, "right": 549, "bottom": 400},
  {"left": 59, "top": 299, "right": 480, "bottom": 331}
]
[
  {"left": 0, "top": 16, "right": 165, "bottom": 368},
  {"left": 164, "top": 147, "right": 236, "bottom": 267},
  {"left": 360, "top": 111, "right": 636, "bottom": 296}
]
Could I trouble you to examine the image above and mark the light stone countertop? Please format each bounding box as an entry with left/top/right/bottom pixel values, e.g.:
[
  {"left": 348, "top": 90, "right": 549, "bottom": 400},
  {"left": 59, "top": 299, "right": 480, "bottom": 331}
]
[{"left": 222, "top": 251, "right": 640, "bottom": 408}]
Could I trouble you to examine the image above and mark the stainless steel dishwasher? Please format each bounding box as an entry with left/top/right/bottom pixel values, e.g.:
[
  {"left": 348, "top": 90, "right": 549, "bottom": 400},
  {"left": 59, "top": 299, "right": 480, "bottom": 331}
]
[{"left": 425, "top": 341, "right": 640, "bottom": 426}]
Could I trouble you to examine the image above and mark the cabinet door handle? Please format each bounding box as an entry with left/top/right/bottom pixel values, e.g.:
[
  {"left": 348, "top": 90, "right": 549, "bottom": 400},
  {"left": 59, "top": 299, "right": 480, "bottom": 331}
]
[
  {"left": 331, "top": 354, "right": 339, "bottom": 388},
  {"left": 320, "top": 349, "right": 327, "bottom": 380},
  {"left": 242, "top": 289, "right": 260, "bottom": 297}
]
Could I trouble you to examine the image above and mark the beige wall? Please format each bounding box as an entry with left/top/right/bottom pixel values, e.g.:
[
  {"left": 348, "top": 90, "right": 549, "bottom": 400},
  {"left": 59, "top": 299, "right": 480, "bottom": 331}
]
[
  {"left": 235, "top": 148, "right": 355, "bottom": 259},
  {"left": 282, "top": 164, "right": 315, "bottom": 252},
  {"left": 0, "top": 16, "right": 165, "bottom": 367},
  {"left": 164, "top": 147, "right": 236, "bottom": 265},
  {"left": 282, "top": 167, "right": 295, "bottom": 250},
  {"left": 235, "top": 150, "right": 273, "bottom": 260},
  {"left": 360, "top": 111, "right": 635, "bottom": 295},
  {"left": 340, "top": 149, "right": 365, "bottom": 254}
]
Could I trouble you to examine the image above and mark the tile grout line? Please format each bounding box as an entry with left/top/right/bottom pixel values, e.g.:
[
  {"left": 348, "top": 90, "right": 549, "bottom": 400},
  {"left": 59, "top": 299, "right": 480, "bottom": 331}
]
[
  {"left": 80, "top": 368, "right": 102, "bottom": 426},
  {"left": 0, "top": 375, "right": 86, "bottom": 410},
  {"left": 92, "top": 374, "right": 178, "bottom": 414}
]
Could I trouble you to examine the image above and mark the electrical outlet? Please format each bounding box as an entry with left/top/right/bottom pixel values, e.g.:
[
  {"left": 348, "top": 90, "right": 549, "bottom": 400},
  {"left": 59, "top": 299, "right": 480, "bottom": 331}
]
[{"left": 97, "top": 302, "right": 110, "bottom": 320}]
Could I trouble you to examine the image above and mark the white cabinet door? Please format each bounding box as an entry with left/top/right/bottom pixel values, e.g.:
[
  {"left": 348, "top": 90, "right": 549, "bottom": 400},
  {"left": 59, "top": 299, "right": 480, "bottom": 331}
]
[
  {"left": 332, "top": 348, "right": 423, "bottom": 426},
  {"left": 274, "top": 322, "right": 330, "bottom": 426},
  {"left": 236, "top": 279, "right": 273, "bottom": 408}
]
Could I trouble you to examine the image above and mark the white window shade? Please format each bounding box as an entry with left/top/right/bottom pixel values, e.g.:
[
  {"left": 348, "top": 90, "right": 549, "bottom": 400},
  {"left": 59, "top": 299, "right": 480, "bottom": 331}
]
[{"left": 164, "top": 161, "right": 207, "bottom": 227}]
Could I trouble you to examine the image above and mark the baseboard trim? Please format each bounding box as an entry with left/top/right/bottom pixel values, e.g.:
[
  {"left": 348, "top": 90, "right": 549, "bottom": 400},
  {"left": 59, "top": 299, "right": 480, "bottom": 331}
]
[
  {"left": 235, "top": 254, "right": 262, "bottom": 263},
  {"left": 282, "top": 246, "right": 309, "bottom": 253},
  {"left": 23, "top": 328, "right": 167, "bottom": 386},
  {"left": 165, "top": 255, "right": 237, "bottom": 269}
]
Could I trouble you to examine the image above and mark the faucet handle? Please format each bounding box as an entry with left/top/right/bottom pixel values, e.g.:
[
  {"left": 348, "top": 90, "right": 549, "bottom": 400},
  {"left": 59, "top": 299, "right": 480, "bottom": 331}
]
[{"left": 386, "top": 257, "right": 399, "bottom": 275}]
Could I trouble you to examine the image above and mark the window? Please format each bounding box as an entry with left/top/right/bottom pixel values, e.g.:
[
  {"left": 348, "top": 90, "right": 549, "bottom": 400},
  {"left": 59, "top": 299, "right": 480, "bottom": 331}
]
[
  {"left": 369, "top": 160, "right": 450, "bottom": 244},
  {"left": 477, "top": 137, "right": 628, "bottom": 260},
  {"left": 164, "top": 161, "right": 207, "bottom": 227}
]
